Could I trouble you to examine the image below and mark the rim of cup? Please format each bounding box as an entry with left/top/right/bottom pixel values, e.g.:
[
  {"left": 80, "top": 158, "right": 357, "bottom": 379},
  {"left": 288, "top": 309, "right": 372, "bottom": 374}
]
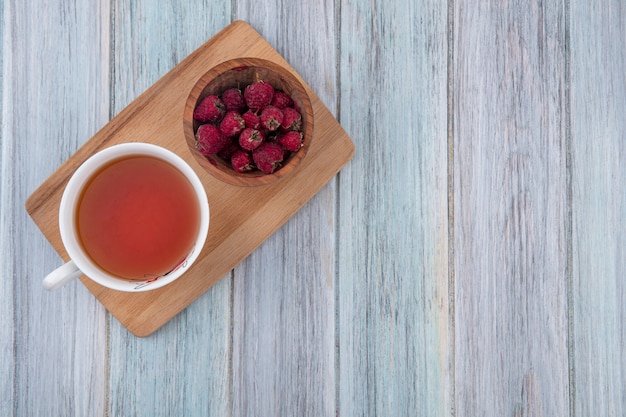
[{"left": 58, "top": 142, "right": 209, "bottom": 292}]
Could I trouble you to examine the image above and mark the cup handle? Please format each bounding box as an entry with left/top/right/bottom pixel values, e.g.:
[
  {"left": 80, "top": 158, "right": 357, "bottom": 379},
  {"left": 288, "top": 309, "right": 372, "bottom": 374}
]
[{"left": 43, "top": 260, "right": 83, "bottom": 290}]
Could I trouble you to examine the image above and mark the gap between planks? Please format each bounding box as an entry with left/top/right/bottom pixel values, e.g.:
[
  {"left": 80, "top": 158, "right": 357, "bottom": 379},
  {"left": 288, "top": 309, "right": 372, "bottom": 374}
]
[
  {"left": 447, "top": 0, "right": 456, "bottom": 416},
  {"left": 563, "top": 0, "right": 576, "bottom": 414}
]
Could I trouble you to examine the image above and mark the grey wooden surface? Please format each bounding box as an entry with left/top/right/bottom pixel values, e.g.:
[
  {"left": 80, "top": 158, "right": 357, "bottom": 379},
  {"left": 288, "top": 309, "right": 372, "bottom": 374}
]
[{"left": 1, "top": 0, "right": 624, "bottom": 416}]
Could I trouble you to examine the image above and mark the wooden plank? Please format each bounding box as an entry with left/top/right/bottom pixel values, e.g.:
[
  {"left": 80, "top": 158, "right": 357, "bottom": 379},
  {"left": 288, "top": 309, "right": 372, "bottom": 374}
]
[
  {"left": 0, "top": 2, "right": 11, "bottom": 413},
  {"left": 231, "top": 3, "right": 339, "bottom": 416},
  {"left": 337, "top": 1, "right": 451, "bottom": 416},
  {"left": 452, "top": 1, "right": 569, "bottom": 415},
  {"left": 3, "top": 0, "right": 111, "bottom": 415},
  {"left": 107, "top": 277, "right": 231, "bottom": 415},
  {"left": 570, "top": 1, "right": 626, "bottom": 415},
  {"left": 106, "top": 2, "right": 231, "bottom": 416}
]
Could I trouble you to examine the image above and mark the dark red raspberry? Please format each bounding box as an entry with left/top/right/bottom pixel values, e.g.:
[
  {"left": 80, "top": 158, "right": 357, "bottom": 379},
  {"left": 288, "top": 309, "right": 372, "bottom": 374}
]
[
  {"left": 271, "top": 91, "right": 294, "bottom": 109},
  {"left": 252, "top": 142, "right": 284, "bottom": 174},
  {"left": 244, "top": 81, "right": 274, "bottom": 111},
  {"left": 219, "top": 111, "right": 245, "bottom": 137},
  {"left": 231, "top": 150, "right": 255, "bottom": 173},
  {"left": 281, "top": 107, "right": 302, "bottom": 131},
  {"left": 260, "top": 106, "right": 284, "bottom": 132},
  {"left": 238, "top": 128, "right": 265, "bottom": 151},
  {"left": 196, "top": 124, "right": 228, "bottom": 155},
  {"left": 278, "top": 131, "right": 303, "bottom": 152},
  {"left": 193, "top": 95, "right": 225, "bottom": 123},
  {"left": 242, "top": 110, "right": 261, "bottom": 129},
  {"left": 221, "top": 88, "right": 245, "bottom": 112}
]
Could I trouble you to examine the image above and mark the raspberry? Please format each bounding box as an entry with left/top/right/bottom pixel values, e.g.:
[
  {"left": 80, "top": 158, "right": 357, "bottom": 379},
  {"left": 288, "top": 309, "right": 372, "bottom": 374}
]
[
  {"left": 278, "top": 131, "right": 303, "bottom": 152},
  {"left": 238, "top": 128, "right": 265, "bottom": 151},
  {"left": 196, "top": 124, "right": 228, "bottom": 155},
  {"left": 281, "top": 107, "right": 302, "bottom": 131},
  {"left": 219, "top": 111, "right": 245, "bottom": 137},
  {"left": 193, "top": 95, "right": 225, "bottom": 123},
  {"left": 242, "top": 110, "right": 261, "bottom": 129},
  {"left": 252, "top": 142, "right": 284, "bottom": 174},
  {"left": 244, "top": 81, "right": 274, "bottom": 111},
  {"left": 260, "top": 106, "right": 284, "bottom": 132},
  {"left": 271, "top": 91, "right": 294, "bottom": 109},
  {"left": 231, "top": 150, "right": 255, "bottom": 173},
  {"left": 221, "top": 88, "right": 245, "bottom": 112}
]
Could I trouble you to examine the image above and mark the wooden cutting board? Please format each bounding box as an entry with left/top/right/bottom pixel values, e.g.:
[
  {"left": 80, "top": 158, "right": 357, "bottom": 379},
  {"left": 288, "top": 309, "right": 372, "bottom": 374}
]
[{"left": 25, "top": 20, "right": 355, "bottom": 337}]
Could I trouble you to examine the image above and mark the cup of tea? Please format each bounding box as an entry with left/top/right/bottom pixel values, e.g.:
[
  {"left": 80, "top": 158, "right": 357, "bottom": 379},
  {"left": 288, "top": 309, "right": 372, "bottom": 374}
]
[{"left": 44, "top": 143, "right": 210, "bottom": 292}]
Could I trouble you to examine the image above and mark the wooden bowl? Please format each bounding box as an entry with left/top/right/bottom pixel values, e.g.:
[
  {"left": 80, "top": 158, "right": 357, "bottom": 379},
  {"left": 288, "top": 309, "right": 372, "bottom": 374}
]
[{"left": 183, "top": 58, "right": 314, "bottom": 187}]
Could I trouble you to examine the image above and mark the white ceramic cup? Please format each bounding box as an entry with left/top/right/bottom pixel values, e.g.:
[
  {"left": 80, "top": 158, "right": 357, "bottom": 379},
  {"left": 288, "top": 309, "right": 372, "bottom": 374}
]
[{"left": 43, "top": 143, "right": 210, "bottom": 292}]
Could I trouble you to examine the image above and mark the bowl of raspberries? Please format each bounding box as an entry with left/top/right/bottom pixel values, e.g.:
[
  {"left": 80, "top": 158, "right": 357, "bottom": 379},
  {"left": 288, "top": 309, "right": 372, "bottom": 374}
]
[{"left": 183, "top": 58, "right": 314, "bottom": 187}]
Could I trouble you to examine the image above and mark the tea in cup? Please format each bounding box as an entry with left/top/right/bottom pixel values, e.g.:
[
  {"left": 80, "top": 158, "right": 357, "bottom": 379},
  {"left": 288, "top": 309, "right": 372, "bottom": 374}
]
[{"left": 44, "top": 143, "right": 209, "bottom": 292}]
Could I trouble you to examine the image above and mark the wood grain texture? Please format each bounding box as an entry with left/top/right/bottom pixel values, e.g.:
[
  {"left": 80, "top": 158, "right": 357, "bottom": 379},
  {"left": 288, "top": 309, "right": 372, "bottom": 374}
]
[
  {"left": 6, "top": 0, "right": 626, "bottom": 415},
  {"left": 2, "top": 0, "right": 111, "bottom": 416},
  {"left": 107, "top": 1, "right": 231, "bottom": 415},
  {"left": 453, "top": 1, "right": 569, "bottom": 415},
  {"left": 232, "top": 2, "right": 339, "bottom": 415},
  {"left": 338, "top": 0, "right": 451, "bottom": 416},
  {"left": 570, "top": 1, "right": 626, "bottom": 415},
  {"left": 107, "top": 278, "right": 231, "bottom": 416},
  {"left": 1, "top": 3, "right": 11, "bottom": 413}
]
